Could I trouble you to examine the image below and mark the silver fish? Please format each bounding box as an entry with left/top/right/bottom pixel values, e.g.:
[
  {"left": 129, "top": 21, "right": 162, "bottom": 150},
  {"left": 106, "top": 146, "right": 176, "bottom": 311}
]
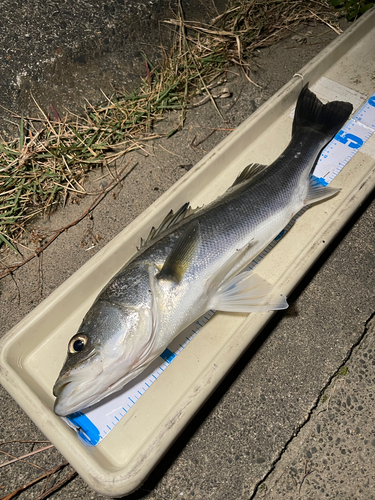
[{"left": 53, "top": 84, "right": 352, "bottom": 416}]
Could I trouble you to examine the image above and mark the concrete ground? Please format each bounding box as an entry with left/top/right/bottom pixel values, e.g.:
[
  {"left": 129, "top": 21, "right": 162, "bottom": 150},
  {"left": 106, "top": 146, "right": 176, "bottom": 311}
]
[{"left": 0, "top": 2, "right": 374, "bottom": 499}]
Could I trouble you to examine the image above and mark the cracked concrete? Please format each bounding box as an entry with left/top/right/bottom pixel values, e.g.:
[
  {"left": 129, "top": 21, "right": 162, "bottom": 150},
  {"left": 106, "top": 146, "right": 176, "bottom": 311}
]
[
  {"left": 252, "top": 313, "right": 375, "bottom": 500},
  {"left": 253, "top": 307, "right": 375, "bottom": 489}
]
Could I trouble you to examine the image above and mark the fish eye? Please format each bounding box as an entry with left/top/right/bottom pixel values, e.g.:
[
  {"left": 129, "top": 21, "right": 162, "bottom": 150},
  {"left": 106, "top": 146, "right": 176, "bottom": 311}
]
[{"left": 68, "top": 334, "right": 88, "bottom": 354}]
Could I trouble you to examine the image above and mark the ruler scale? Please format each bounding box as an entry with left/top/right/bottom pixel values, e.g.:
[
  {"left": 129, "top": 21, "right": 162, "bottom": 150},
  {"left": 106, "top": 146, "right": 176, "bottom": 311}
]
[{"left": 66, "top": 81, "right": 375, "bottom": 446}]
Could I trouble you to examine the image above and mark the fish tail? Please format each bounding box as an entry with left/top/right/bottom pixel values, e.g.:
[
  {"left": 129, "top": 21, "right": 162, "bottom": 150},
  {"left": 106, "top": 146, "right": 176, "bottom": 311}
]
[{"left": 292, "top": 84, "right": 353, "bottom": 139}]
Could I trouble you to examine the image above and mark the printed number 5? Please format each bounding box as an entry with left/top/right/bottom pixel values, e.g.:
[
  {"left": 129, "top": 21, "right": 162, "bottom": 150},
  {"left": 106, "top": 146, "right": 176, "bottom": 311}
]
[{"left": 336, "top": 130, "right": 363, "bottom": 149}]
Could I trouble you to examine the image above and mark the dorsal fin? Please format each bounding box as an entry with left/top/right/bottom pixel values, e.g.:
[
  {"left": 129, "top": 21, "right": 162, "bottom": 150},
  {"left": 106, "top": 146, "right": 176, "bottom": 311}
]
[
  {"left": 140, "top": 202, "right": 197, "bottom": 248},
  {"left": 230, "top": 163, "right": 269, "bottom": 188}
]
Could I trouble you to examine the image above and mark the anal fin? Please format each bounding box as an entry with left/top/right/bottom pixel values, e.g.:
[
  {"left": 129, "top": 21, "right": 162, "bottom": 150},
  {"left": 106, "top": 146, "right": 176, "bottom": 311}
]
[{"left": 304, "top": 175, "right": 340, "bottom": 205}]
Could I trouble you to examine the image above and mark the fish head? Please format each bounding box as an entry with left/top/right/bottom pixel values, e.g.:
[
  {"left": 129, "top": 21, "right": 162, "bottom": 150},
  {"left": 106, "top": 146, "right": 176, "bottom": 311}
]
[{"left": 53, "top": 265, "right": 157, "bottom": 416}]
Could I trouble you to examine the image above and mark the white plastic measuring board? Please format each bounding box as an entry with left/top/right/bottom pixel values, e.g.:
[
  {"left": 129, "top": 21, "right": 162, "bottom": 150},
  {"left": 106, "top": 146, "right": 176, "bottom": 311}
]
[
  {"left": 65, "top": 77, "right": 375, "bottom": 446},
  {"left": 1, "top": 8, "right": 375, "bottom": 498}
]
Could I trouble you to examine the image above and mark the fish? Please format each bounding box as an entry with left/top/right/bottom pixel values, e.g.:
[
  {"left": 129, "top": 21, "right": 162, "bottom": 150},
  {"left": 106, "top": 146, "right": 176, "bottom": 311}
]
[{"left": 53, "top": 84, "right": 353, "bottom": 416}]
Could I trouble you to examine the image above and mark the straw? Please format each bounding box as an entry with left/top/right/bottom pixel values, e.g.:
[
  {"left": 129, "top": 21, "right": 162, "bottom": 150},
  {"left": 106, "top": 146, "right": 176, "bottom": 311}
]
[{"left": 0, "top": 0, "right": 341, "bottom": 254}]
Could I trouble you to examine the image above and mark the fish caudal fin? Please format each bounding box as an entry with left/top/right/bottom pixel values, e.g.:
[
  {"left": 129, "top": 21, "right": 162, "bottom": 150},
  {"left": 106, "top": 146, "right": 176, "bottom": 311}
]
[
  {"left": 209, "top": 270, "right": 288, "bottom": 313},
  {"left": 293, "top": 84, "right": 353, "bottom": 139}
]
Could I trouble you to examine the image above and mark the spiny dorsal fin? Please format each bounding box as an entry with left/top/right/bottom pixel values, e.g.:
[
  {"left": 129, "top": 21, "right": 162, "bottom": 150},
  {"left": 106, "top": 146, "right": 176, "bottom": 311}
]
[
  {"left": 230, "top": 163, "right": 269, "bottom": 188},
  {"left": 140, "top": 202, "right": 197, "bottom": 248}
]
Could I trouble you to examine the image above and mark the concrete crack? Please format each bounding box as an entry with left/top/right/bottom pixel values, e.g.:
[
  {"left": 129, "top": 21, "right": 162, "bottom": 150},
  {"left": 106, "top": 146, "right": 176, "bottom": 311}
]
[{"left": 249, "top": 309, "right": 375, "bottom": 499}]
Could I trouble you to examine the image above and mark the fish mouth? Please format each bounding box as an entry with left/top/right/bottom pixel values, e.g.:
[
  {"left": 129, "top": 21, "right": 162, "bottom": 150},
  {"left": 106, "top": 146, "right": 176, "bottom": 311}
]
[
  {"left": 53, "top": 349, "right": 99, "bottom": 398},
  {"left": 53, "top": 380, "right": 71, "bottom": 398},
  {"left": 53, "top": 375, "right": 103, "bottom": 417},
  {"left": 53, "top": 357, "right": 105, "bottom": 416},
  {"left": 53, "top": 358, "right": 154, "bottom": 416},
  {"left": 53, "top": 340, "right": 158, "bottom": 416}
]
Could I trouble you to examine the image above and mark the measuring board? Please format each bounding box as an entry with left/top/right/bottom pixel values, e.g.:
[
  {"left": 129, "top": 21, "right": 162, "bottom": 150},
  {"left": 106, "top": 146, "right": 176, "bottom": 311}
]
[{"left": 65, "top": 77, "right": 375, "bottom": 446}]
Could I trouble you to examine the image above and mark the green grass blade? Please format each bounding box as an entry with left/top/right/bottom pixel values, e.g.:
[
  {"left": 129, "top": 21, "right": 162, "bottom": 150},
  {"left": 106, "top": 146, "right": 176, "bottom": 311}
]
[
  {"left": 0, "top": 232, "right": 21, "bottom": 254},
  {"left": 19, "top": 114, "right": 24, "bottom": 150}
]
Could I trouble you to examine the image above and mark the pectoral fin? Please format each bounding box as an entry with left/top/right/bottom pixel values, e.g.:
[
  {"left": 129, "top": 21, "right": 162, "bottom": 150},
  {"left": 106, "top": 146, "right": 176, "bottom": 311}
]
[
  {"left": 209, "top": 270, "right": 288, "bottom": 313},
  {"left": 157, "top": 221, "right": 200, "bottom": 284}
]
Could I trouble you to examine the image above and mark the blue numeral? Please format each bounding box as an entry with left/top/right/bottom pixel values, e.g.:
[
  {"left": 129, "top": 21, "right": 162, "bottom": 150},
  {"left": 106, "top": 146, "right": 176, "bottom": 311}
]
[
  {"left": 368, "top": 95, "right": 375, "bottom": 107},
  {"left": 335, "top": 130, "right": 363, "bottom": 149}
]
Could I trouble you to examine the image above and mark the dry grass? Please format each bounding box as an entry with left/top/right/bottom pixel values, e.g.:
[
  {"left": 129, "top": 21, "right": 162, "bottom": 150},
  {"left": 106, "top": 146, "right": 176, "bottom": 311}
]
[{"left": 0, "top": 0, "right": 341, "bottom": 253}]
